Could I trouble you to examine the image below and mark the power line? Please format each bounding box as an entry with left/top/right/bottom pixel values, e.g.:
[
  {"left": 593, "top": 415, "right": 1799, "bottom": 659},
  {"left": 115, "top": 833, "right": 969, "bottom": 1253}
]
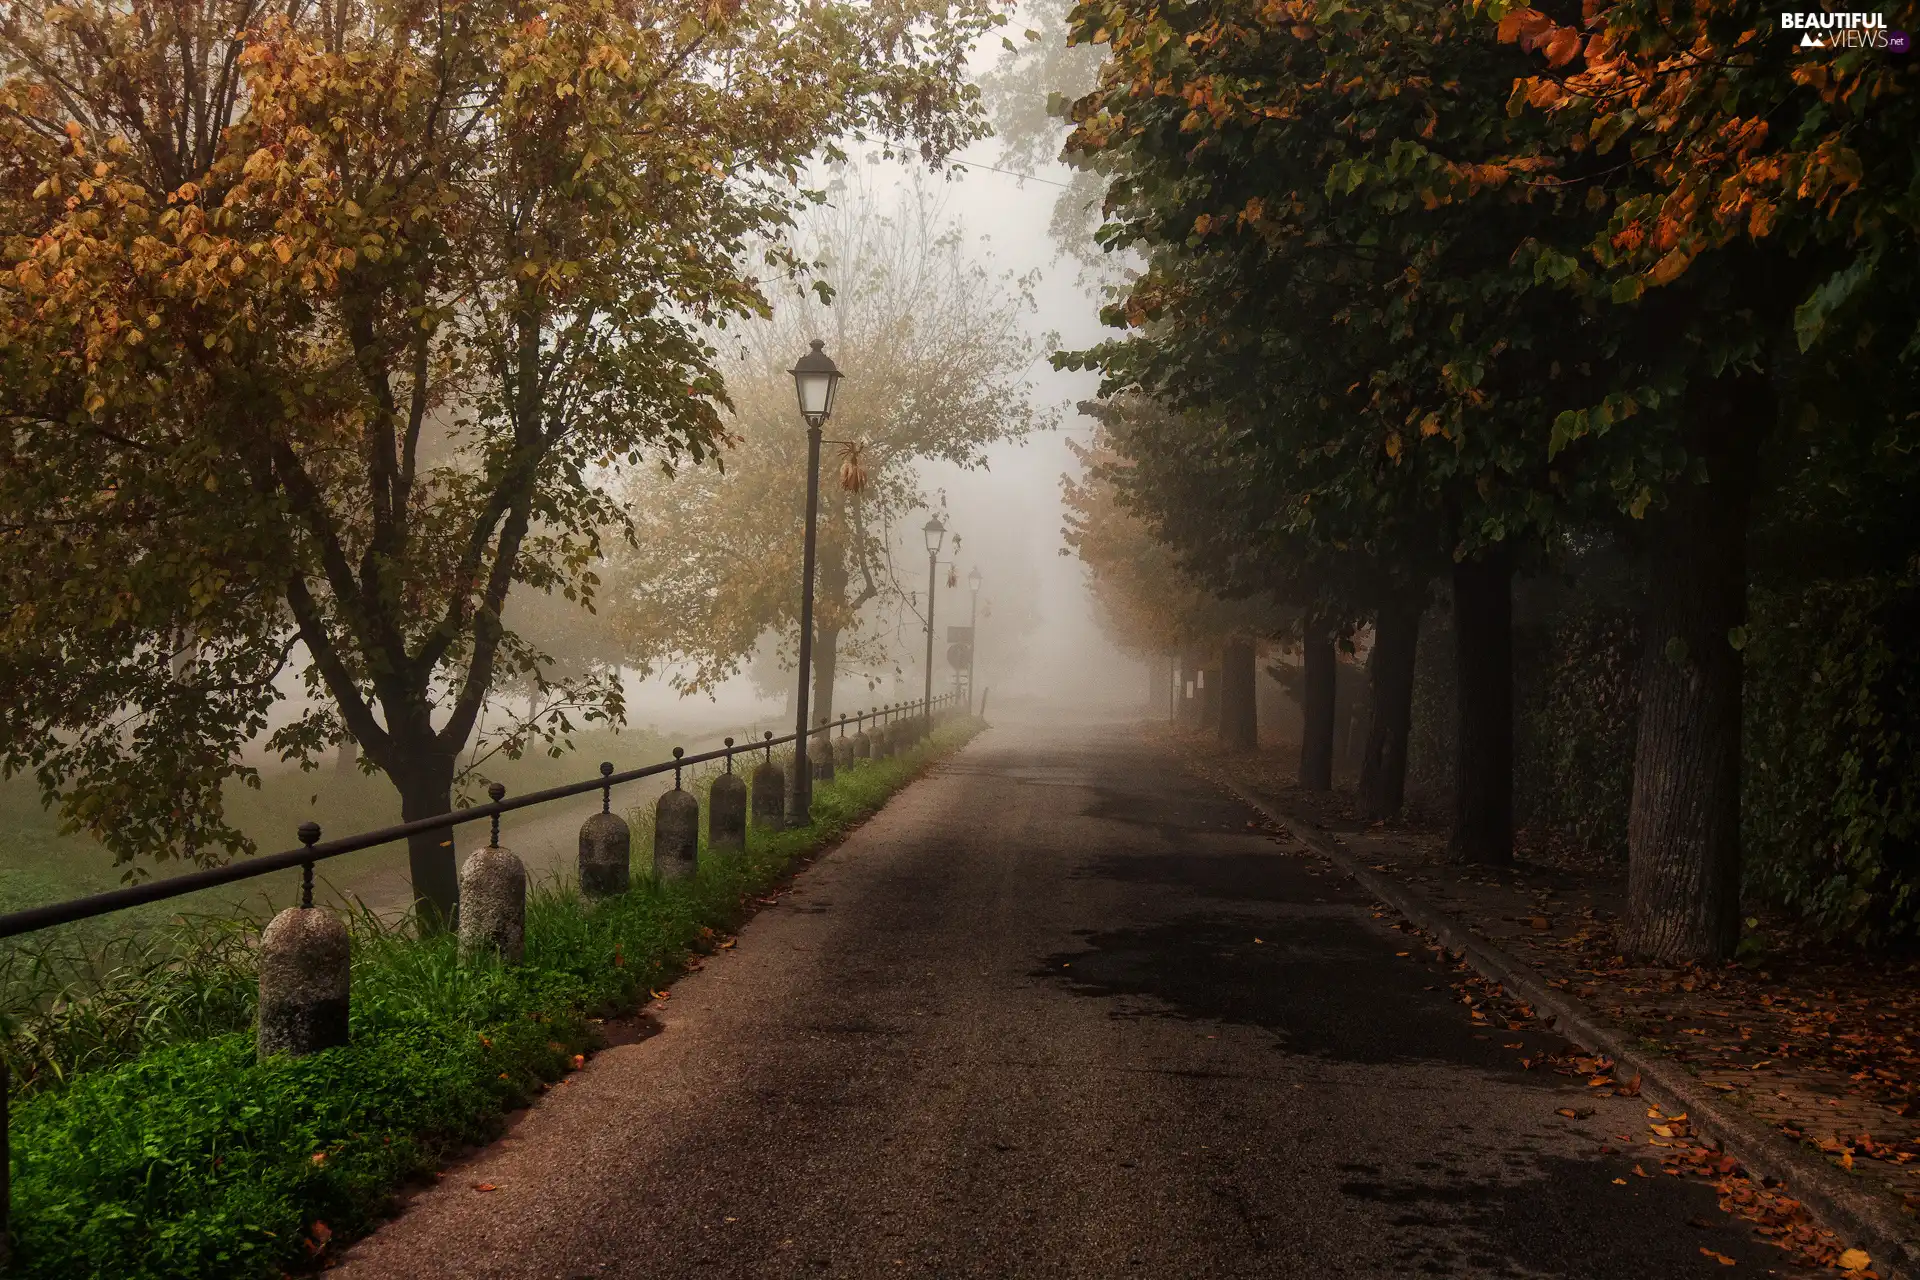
[{"left": 954, "top": 161, "right": 1075, "bottom": 190}]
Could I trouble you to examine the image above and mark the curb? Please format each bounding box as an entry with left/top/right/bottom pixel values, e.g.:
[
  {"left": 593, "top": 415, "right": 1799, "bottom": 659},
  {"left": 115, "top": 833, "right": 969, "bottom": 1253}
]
[{"left": 1217, "top": 778, "right": 1918, "bottom": 1280}]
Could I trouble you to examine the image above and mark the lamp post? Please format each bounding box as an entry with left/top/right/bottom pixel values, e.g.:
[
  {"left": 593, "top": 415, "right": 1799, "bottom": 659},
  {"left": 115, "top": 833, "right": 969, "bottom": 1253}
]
[
  {"left": 788, "top": 339, "right": 843, "bottom": 826},
  {"left": 921, "top": 515, "right": 946, "bottom": 724},
  {"left": 966, "top": 567, "right": 981, "bottom": 714}
]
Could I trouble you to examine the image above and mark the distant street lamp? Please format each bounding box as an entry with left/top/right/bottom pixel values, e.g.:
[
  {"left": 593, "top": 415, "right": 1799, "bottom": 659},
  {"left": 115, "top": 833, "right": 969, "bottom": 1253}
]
[
  {"left": 922, "top": 515, "right": 946, "bottom": 722},
  {"left": 966, "top": 567, "right": 982, "bottom": 714},
  {"left": 788, "top": 339, "right": 842, "bottom": 825}
]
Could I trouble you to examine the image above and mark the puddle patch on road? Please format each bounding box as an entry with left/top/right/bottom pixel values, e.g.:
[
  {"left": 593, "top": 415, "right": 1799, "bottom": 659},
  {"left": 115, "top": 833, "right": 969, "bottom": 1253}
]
[{"left": 1035, "top": 913, "right": 1561, "bottom": 1071}]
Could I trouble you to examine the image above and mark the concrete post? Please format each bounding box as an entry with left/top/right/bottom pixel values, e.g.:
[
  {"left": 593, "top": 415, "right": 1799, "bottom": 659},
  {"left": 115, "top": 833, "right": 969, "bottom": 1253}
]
[
  {"left": 460, "top": 784, "right": 528, "bottom": 963},
  {"left": 257, "top": 905, "right": 350, "bottom": 1059},
  {"left": 710, "top": 737, "right": 748, "bottom": 853},
  {"left": 578, "top": 762, "right": 631, "bottom": 899},
  {"left": 833, "top": 715, "right": 854, "bottom": 770},
  {"left": 815, "top": 721, "right": 835, "bottom": 783},
  {"left": 852, "top": 712, "right": 872, "bottom": 761},
  {"left": 752, "top": 732, "right": 785, "bottom": 829},
  {"left": 655, "top": 747, "right": 699, "bottom": 882}
]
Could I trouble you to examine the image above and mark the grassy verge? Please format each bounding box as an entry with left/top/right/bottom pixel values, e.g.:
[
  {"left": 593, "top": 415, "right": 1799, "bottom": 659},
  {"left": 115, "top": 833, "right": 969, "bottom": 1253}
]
[{"left": 6, "top": 717, "right": 981, "bottom": 1280}]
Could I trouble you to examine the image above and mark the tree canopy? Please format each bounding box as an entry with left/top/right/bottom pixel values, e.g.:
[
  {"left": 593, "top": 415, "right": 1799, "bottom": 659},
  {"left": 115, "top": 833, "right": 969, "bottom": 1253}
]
[{"left": 0, "top": 0, "right": 1002, "bottom": 917}]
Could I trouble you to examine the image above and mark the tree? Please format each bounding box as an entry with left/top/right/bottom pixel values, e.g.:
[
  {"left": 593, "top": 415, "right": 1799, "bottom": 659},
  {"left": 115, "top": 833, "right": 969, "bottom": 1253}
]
[
  {"left": 607, "top": 175, "right": 1048, "bottom": 728},
  {"left": 1060, "top": 402, "right": 1286, "bottom": 744},
  {"left": 1487, "top": 0, "right": 1920, "bottom": 959},
  {"left": 0, "top": 0, "right": 998, "bottom": 922}
]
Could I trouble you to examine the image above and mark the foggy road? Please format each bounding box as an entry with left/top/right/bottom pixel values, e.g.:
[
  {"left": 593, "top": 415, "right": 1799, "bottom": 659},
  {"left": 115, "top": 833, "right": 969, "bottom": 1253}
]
[{"left": 337, "top": 714, "right": 1809, "bottom": 1279}]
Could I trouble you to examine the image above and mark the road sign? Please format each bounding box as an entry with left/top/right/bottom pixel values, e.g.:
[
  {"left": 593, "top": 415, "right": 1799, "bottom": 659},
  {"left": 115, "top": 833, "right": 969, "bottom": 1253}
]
[
  {"left": 947, "top": 643, "right": 972, "bottom": 670},
  {"left": 947, "top": 625, "right": 973, "bottom": 645}
]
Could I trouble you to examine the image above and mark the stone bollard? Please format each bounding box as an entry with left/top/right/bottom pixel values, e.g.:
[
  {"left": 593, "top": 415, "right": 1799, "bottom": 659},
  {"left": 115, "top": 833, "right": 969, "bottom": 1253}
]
[
  {"left": 578, "top": 762, "right": 632, "bottom": 899},
  {"left": 852, "top": 716, "right": 872, "bottom": 761},
  {"left": 460, "top": 786, "right": 527, "bottom": 962},
  {"left": 814, "top": 724, "right": 835, "bottom": 783},
  {"left": 258, "top": 909, "right": 350, "bottom": 1059},
  {"left": 654, "top": 748, "right": 700, "bottom": 882},
  {"left": 710, "top": 738, "right": 748, "bottom": 853},
  {"left": 751, "top": 733, "right": 785, "bottom": 829},
  {"left": 258, "top": 828, "right": 351, "bottom": 1060},
  {"left": 833, "top": 718, "right": 854, "bottom": 771}
]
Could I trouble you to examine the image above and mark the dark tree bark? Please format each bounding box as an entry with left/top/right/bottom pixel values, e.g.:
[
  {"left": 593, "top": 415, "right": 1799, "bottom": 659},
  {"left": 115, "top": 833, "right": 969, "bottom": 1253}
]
[
  {"left": 1299, "top": 625, "right": 1337, "bottom": 791},
  {"left": 1200, "top": 668, "right": 1222, "bottom": 732},
  {"left": 1624, "top": 372, "right": 1767, "bottom": 963},
  {"left": 1220, "top": 639, "right": 1259, "bottom": 749},
  {"left": 393, "top": 752, "right": 459, "bottom": 931},
  {"left": 1451, "top": 547, "right": 1513, "bottom": 864},
  {"left": 1359, "top": 597, "right": 1422, "bottom": 820}
]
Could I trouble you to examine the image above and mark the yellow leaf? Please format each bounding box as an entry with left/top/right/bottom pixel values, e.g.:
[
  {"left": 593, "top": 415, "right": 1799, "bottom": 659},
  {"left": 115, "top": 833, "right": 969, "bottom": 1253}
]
[
  {"left": 1838, "top": 1249, "right": 1871, "bottom": 1272},
  {"left": 1647, "top": 248, "right": 1691, "bottom": 287},
  {"left": 1384, "top": 432, "right": 1403, "bottom": 460}
]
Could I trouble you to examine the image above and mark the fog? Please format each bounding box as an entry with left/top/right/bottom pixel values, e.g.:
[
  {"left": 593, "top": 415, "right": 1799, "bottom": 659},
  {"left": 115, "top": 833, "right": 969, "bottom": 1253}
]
[{"left": 618, "top": 144, "right": 1146, "bottom": 737}]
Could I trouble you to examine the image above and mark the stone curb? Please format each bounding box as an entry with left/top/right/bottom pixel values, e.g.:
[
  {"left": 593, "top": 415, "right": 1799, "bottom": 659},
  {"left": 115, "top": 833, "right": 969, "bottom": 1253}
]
[{"left": 1217, "top": 778, "right": 1918, "bottom": 1280}]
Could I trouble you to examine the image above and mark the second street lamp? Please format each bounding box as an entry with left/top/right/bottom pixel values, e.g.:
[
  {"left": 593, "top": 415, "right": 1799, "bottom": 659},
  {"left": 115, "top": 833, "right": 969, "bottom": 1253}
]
[
  {"left": 922, "top": 515, "right": 946, "bottom": 730},
  {"left": 788, "top": 339, "right": 842, "bottom": 826},
  {"left": 966, "top": 566, "right": 982, "bottom": 715}
]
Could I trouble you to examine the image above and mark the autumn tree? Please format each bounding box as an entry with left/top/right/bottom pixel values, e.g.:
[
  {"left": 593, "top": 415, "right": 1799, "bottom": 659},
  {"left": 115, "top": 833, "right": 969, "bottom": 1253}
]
[
  {"left": 1057, "top": 0, "right": 1616, "bottom": 849},
  {"left": 0, "top": 0, "right": 999, "bottom": 922},
  {"left": 1060, "top": 403, "right": 1286, "bottom": 747},
  {"left": 1486, "top": 0, "right": 1920, "bottom": 958},
  {"left": 607, "top": 176, "right": 1048, "bottom": 728}
]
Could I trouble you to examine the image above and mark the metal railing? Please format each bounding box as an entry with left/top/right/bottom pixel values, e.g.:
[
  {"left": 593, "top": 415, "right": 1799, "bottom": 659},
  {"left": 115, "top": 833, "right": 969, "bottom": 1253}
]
[
  {"left": 0, "top": 693, "right": 959, "bottom": 944},
  {"left": 0, "top": 690, "right": 965, "bottom": 1264}
]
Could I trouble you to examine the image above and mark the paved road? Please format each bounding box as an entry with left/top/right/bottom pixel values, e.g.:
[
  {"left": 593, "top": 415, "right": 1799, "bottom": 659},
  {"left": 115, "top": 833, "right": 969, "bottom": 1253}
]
[{"left": 338, "top": 715, "right": 1809, "bottom": 1279}]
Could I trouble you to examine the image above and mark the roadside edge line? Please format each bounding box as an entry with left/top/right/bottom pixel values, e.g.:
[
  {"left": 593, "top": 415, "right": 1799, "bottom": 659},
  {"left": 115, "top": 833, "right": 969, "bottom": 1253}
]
[{"left": 1216, "top": 776, "right": 1918, "bottom": 1280}]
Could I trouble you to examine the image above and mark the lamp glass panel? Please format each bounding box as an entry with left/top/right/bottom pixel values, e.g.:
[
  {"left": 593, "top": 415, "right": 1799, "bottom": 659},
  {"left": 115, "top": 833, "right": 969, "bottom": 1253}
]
[{"left": 795, "top": 371, "right": 834, "bottom": 417}]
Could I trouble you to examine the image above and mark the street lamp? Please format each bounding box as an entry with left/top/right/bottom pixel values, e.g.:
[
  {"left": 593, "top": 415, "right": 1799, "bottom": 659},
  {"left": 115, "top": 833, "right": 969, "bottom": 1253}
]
[
  {"left": 922, "top": 515, "right": 946, "bottom": 727},
  {"left": 965, "top": 567, "right": 981, "bottom": 715},
  {"left": 788, "top": 340, "right": 843, "bottom": 825}
]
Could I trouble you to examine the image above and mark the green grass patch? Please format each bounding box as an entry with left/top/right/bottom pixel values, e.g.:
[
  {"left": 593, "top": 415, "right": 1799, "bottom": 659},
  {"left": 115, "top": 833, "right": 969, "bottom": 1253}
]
[{"left": 5, "top": 718, "right": 980, "bottom": 1279}]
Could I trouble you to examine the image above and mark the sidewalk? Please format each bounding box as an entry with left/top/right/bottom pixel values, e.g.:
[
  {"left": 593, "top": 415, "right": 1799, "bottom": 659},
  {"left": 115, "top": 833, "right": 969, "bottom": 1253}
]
[{"left": 1182, "top": 727, "right": 1920, "bottom": 1278}]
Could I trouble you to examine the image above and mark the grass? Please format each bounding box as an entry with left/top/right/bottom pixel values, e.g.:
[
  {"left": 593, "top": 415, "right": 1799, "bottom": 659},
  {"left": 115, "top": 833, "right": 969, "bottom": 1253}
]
[
  {"left": 4, "top": 717, "right": 980, "bottom": 1279},
  {"left": 0, "top": 724, "right": 678, "bottom": 934}
]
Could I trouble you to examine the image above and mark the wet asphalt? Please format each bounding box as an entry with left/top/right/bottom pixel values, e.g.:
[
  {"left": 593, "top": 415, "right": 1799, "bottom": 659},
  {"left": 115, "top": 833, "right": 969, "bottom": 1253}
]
[{"left": 337, "top": 714, "right": 1811, "bottom": 1279}]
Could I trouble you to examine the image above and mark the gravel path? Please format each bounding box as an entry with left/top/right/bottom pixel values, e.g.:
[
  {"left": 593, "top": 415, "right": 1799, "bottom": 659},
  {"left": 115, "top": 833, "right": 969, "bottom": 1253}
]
[{"left": 336, "top": 712, "right": 1813, "bottom": 1279}]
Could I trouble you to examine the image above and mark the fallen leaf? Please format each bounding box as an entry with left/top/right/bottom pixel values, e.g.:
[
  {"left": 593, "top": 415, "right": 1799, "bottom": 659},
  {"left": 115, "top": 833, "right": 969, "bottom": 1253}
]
[
  {"left": 1612, "top": 1177, "right": 1628, "bottom": 1185},
  {"left": 310, "top": 1152, "right": 327, "bottom": 1166},
  {"left": 1633, "top": 1163, "right": 1650, "bottom": 1178},
  {"left": 1699, "top": 1247, "right": 1735, "bottom": 1266},
  {"left": 1838, "top": 1249, "right": 1872, "bottom": 1272},
  {"left": 571, "top": 1054, "right": 585, "bottom": 1069},
  {"left": 474, "top": 1183, "right": 499, "bottom": 1192}
]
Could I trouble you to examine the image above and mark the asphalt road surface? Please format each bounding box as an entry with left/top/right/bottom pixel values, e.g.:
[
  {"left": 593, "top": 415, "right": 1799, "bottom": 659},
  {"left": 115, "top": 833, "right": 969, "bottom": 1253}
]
[{"left": 338, "top": 712, "right": 1814, "bottom": 1279}]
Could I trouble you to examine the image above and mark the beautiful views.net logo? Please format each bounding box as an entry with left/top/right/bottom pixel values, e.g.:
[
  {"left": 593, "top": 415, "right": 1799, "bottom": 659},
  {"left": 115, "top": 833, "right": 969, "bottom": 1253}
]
[{"left": 1779, "top": 11, "right": 1910, "bottom": 50}]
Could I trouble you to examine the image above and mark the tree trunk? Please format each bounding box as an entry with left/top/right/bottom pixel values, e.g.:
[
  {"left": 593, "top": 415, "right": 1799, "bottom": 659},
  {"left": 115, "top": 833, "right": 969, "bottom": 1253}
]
[
  {"left": 1220, "top": 640, "right": 1258, "bottom": 749},
  {"left": 1451, "top": 547, "right": 1513, "bottom": 864},
  {"left": 811, "top": 622, "right": 840, "bottom": 731},
  {"left": 334, "top": 739, "right": 358, "bottom": 775},
  {"left": 1624, "top": 373, "right": 1766, "bottom": 963},
  {"left": 1359, "top": 597, "right": 1422, "bottom": 820},
  {"left": 1200, "top": 668, "right": 1222, "bottom": 732},
  {"left": 393, "top": 753, "right": 460, "bottom": 931},
  {"left": 1299, "top": 626, "right": 1336, "bottom": 790}
]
